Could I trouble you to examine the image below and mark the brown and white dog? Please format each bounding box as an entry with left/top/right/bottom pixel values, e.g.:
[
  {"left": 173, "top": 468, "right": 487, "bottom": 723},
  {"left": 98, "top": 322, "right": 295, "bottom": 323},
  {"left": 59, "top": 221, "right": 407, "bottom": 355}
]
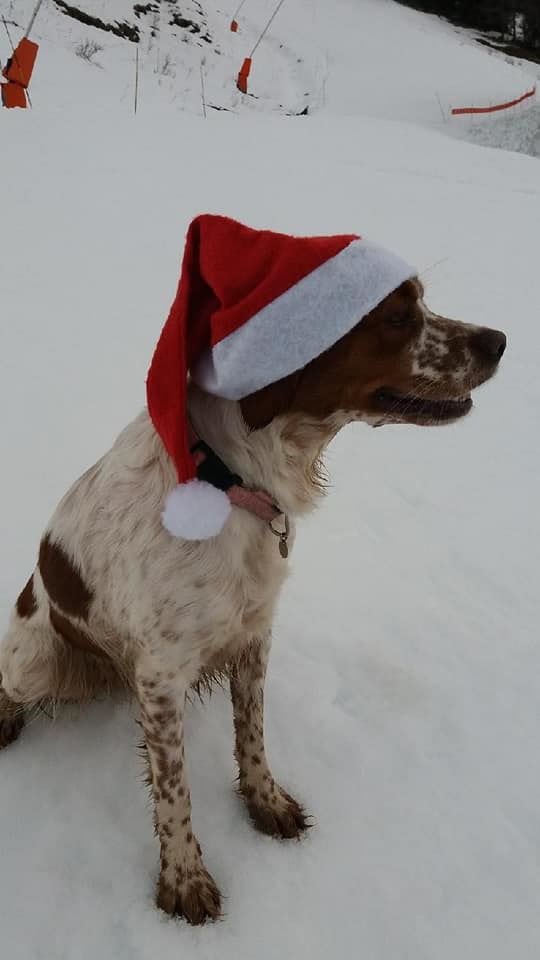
[{"left": 0, "top": 277, "right": 505, "bottom": 924}]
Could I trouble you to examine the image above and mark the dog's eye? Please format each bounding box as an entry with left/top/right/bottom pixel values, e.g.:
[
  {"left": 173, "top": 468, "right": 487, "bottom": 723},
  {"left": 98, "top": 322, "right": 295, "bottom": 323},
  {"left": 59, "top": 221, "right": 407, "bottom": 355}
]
[{"left": 386, "top": 314, "right": 411, "bottom": 327}]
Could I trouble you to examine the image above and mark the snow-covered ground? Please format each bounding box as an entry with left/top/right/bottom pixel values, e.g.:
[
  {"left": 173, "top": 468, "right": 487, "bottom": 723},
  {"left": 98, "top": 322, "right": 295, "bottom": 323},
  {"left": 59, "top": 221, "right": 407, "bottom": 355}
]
[
  {"left": 2, "top": 0, "right": 537, "bottom": 120},
  {"left": 453, "top": 100, "right": 540, "bottom": 156},
  {"left": 445, "top": 30, "right": 540, "bottom": 157},
  {"left": 1, "top": 2, "right": 540, "bottom": 958}
]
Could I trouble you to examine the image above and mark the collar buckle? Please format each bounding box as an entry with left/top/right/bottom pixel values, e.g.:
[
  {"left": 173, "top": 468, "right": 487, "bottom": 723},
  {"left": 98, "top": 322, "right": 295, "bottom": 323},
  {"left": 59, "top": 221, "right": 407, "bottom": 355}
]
[{"left": 191, "top": 437, "right": 243, "bottom": 491}]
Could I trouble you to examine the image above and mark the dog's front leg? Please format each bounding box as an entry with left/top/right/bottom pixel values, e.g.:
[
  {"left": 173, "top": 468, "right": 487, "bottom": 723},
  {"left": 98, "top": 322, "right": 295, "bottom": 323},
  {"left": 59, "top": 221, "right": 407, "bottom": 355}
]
[
  {"left": 135, "top": 657, "right": 221, "bottom": 924},
  {"left": 0, "top": 688, "right": 24, "bottom": 749},
  {"left": 231, "top": 636, "right": 309, "bottom": 838}
]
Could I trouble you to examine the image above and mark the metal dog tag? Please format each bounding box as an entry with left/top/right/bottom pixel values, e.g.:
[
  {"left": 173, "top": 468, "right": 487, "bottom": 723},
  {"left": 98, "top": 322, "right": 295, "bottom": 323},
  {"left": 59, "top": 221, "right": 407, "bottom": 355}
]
[{"left": 269, "top": 514, "right": 290, "bottom": 560}]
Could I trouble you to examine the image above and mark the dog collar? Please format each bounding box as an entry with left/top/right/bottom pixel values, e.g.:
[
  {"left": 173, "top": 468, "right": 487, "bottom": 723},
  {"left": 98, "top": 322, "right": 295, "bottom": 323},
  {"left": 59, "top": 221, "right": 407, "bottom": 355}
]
[{"left": 189, "top": 430, "right": 290, "bottom": 556}]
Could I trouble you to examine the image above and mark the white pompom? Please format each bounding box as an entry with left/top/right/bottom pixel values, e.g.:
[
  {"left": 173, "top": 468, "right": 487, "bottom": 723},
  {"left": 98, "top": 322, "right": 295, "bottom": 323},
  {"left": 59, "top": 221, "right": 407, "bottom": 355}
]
[{"left": 161, "top": 480, "right": 232, "bottom": 540}]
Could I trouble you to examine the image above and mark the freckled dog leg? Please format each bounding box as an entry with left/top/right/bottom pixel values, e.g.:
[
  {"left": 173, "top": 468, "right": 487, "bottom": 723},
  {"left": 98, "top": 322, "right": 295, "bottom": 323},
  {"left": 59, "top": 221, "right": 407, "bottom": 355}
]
[
  {"left": 0, "top": 687, "right": 25, "bottom": 750},
  {"left": 230, "top": 637, "right": 309, "bottom": 839},
  {"left": 136, "top": 660, "right": 221, "bottom": 924}
]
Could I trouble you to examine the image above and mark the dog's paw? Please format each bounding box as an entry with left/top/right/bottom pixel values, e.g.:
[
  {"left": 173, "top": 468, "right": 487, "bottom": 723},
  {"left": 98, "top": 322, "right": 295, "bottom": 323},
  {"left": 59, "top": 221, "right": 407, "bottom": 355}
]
[
  {"left": 157, "top": 863, "right": 221, "bottom": 925},
  {"left": 0, "top": 712, "right": 24, "bottom": 750},
  {"left": 242, "top": 781, "right": 311, "bottom": 839}
]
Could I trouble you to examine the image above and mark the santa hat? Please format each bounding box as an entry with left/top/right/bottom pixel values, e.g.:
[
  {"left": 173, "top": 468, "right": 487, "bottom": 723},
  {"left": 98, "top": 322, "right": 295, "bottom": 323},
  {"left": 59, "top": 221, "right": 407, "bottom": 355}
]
[{"left": 147, "top": 214, "right": 415, "bottom": 540}]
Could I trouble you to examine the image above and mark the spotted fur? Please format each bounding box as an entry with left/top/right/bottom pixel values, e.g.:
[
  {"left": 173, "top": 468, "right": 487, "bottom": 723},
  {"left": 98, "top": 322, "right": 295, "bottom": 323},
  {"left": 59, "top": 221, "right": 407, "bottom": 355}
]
[{"left": 0, "top": 279, "right": 505, "bottom": 924}]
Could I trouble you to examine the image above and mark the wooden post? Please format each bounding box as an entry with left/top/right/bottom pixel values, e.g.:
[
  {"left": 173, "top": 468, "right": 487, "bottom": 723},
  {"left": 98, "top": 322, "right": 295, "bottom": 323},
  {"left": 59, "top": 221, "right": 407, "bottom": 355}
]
[
  {"left": 24, "top": 0, "right": 45, "bottom": 39},
  {"left": 200, "top": 56, "right": 207, "bottom": 119},
  {"left": 435, "top": 91, "right": 446, "bottom": 122},
  {"left": 134, "top": 44, "right": 139, "bottom": 115}
]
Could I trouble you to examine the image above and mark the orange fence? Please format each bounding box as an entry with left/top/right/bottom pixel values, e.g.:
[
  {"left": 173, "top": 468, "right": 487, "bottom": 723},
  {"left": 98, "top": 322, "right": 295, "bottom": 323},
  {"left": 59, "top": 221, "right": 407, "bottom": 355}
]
[{"left": 451, "top": 85, "right": 536, "bottom": 116}]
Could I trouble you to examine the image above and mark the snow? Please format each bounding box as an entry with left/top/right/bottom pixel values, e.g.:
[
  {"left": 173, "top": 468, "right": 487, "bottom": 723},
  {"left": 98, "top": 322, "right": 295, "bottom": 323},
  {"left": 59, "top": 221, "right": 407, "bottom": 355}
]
[
  {"left": 1, "top": 1, "right": 540, "bottom": 958},
  {"left": 4, "top": 0, "right": 537, "bottom": 120},
  {"left": 450, "top": 96, "right": 540, "bottom": 157}
]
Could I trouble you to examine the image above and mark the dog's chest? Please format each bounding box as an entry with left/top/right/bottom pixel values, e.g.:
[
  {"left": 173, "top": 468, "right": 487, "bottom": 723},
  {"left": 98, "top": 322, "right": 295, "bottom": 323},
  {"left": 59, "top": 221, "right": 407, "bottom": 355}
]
[{"left": 193, "top": 516, "right": 292, "bottom": 660}]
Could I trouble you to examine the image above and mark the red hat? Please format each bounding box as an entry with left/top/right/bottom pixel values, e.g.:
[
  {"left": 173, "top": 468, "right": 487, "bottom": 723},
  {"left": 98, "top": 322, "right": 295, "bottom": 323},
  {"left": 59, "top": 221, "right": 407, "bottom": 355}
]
[{"left": 147, "top": 214, "right": 415, "bottom": 539}]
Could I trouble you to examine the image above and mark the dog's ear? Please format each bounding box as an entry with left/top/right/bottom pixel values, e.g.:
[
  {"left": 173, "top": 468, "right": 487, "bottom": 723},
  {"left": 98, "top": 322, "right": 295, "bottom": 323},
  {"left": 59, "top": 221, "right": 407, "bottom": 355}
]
[{"left": 240, "top": 369, "right": 304, "bottom": 430}]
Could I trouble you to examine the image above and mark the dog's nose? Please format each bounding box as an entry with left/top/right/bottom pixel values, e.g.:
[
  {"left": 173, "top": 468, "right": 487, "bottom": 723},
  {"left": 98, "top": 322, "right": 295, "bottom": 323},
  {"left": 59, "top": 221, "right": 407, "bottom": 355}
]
[{"left": 472, "top": 328, "right": 507, "bottom": 363}]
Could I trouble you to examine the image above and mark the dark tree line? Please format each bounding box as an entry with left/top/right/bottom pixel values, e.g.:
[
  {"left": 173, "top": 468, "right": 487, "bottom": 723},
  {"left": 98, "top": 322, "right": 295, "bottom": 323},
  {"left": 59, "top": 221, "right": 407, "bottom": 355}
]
[{"left": 396, "top": 1, "right": 540, "bottom": 51}]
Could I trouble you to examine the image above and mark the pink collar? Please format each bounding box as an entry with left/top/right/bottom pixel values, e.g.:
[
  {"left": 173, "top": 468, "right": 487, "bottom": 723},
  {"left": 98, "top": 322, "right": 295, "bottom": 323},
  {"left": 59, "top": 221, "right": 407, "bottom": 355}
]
[{"left": 228, "top": 484, "right": 280, "bottom": 524}]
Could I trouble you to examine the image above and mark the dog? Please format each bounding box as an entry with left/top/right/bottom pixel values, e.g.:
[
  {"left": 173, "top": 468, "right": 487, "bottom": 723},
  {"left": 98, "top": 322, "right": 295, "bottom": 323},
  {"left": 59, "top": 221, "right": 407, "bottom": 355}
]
[{"left": 0, "top": 260, "right": 505, "bottom": 924}]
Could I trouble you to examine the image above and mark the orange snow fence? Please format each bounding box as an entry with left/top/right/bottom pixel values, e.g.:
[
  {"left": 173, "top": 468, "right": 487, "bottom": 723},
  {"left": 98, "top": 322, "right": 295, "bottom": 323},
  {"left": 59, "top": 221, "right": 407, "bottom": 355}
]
[
  {"left": 236, "top": 57, "right": 252, "bottom": 93},
  {"left": 230, "top": 19, "right": 239, "bottom": 32},
  {"left": 451, "top": 85, "right": 536, "bottom": 116},
  {"left": 1, "top": 37, "right": 39, "bottom": 109}
]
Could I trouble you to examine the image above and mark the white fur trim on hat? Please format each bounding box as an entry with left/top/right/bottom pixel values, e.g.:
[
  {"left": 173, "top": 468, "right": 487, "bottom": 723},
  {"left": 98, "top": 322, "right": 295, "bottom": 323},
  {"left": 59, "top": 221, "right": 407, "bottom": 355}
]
[
  {"left": 193, "top": 238, "right": 415, "bottom": 400},
  {"left": 162, "top": 480, "right": 232, "bottom": 539}
]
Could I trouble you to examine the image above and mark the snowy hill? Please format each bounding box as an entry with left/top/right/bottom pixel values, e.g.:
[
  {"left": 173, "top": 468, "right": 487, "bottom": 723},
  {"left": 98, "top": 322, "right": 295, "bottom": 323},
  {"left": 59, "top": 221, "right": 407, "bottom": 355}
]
[
  {"left": 1, "top": 3, "right": 540, "bottom": 960},
  {"left": 2, "top": 0, "right": 537, "bottom": 119}
]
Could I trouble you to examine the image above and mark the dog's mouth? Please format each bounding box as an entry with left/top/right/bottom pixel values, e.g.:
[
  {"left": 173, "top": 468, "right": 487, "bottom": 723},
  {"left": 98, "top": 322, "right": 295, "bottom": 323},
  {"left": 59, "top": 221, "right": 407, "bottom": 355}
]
[{"left": 372, "top": 388, "right": 472, "bottom": 423}]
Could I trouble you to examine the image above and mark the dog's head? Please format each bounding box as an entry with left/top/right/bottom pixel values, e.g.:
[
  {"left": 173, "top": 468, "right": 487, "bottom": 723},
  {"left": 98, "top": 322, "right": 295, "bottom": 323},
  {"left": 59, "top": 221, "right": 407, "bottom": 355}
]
[{"left": 241, "top": 278, "right": 506, "bottom": 430}]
